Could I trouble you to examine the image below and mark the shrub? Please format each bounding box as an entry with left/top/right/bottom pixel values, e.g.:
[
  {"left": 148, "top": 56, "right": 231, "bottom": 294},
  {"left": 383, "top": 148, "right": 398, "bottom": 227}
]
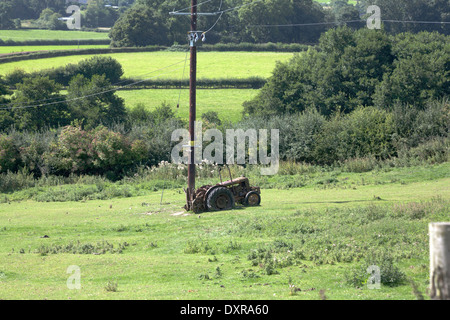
[
  {"left": 44, "top": 125, "right": 149, "bottom": 177},
  {"left": 345, "top": 252, "right": 406, "bottom": 288},
  {"left": 0, "top": 135, "right": 20, "bottom": 173},
  {"left": 0, "top": 168, "right": 34, "bottom": 193},
  {"left": 314, "top": 107, "right": 395, "bottom": 165},
  {"left": 398, "top": 137, "right": 449, "bottom": 165},
  {"left": 4, "top": 69, "right": 29, "bottom": 86},
  {"left": 23, "top": 56, "right": 124, "bottom": 87},
  {"left": 341, "top": 156, "right": 379, "bottom": 173},
  {"left": 76, "top": 56, "right": 123, "bottom": 84}
]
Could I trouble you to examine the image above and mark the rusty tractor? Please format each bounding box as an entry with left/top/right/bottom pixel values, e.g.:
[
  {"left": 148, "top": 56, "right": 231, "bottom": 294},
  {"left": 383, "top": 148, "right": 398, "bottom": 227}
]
[{"left": 185, "top": 166, "right": 261, "bottom": 213}]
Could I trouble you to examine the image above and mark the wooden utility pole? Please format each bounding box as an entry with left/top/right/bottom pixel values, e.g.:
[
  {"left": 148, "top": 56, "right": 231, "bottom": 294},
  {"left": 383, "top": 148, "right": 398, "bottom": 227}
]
[
  {"left": 430, "top": 222, "right": 450, "bottom": 300},
  {"left": 171, "top": 1, "right": 214, "bottom": 210},
  {"left": 187, "top": 0, "right": 198, "bottom": 209}
]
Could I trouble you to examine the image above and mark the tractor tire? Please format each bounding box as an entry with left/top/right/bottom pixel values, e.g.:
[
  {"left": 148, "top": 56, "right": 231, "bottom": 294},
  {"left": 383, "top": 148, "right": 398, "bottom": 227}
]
[
  {"left": 244, "top": 191, "right": 261, "bottom": 206},
  {"left": 206, "top": 187, "right": 235, "bottom": 211}
]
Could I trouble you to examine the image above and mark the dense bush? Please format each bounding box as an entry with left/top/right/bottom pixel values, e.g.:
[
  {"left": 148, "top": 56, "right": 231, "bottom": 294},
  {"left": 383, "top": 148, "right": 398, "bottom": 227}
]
[
  {"left": 7, "top": 76, "right": 70, "bottom": 131},
  {"left": 244, "top": 28, "right": 449, "bottom": 117},
  {"left": 109, "top": 4, "right": 170, "bottom": 47},
  {"left": 0, "top": 58, "right": 127, "bottom": 132},
  {"left": 1, "top": 98, "right": 447, "bottom": 178},
  {"left": 313, "top": 107, "right": 395, "bottom": 164},
  {"left": 0, "top": 135, "right": 21, "bottom": 173},
  {"left": 6, "top": 56, "right": 124, "bottom": 87},
  {"left": 44, "top": 125, "right": 147, "bottom": 178},
  {"left": 66, "top": 74, "right": 127, "bottom": 128}
]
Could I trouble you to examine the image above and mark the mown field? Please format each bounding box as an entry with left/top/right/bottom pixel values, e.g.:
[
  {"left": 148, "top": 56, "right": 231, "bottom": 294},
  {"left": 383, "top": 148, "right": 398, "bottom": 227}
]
[
  {"left": 117, "top": 89, "right": 259, "bottom": 122},
  {"left": 0, "top": 45, "right": 110, "bottom": 54},
  {"left": 0, "top": 50, "right": 293, "bottom": 120},
  {"left": 0, "top": 163, "right": 448, "bottom": 300},
  {"left": 0, "top": 51, "right": 294, "bottom": 80},
  {"left": 0, "top": 30, "right": 110, "bottom": 41}
]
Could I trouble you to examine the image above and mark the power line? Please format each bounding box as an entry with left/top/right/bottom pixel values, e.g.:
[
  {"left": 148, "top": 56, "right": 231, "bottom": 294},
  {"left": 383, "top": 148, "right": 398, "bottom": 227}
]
[
  {"left": 218, "top": 0, "right": 265, "bottom": 14},
  {"left": 0, "top": 59, "right": 187, "bottom": 108},
  {"left": 247, "top": 20, "right": 363, "bottom": 28},
  {"left": 171, "top": 0, "right": 265, "bottom": 16},
  {"left": 0, "top": 61, "right": 187, "bottom": 111},
  {"left": 171, "top": 0, "right": 215, "bottom": 14},
  {"left": 177, "top": 50, "right": 190, "bottom": 108},
  {"left": 382, "top": 20, "right": 450, "bottom": 24},
  {"left": 0, "top": 58, "right": 188, "bottom": 108},
  {"left": 204, "top": 0, "right": 224, "bottom": 34},
  {"left": 243, "top": 19, "right": 450, "bottom": 28}
]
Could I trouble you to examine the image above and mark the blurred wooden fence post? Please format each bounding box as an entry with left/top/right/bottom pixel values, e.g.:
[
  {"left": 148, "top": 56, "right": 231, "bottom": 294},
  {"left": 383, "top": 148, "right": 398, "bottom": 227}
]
[{"left": 430, "top": 223, "right": 450, "bottom": 300}]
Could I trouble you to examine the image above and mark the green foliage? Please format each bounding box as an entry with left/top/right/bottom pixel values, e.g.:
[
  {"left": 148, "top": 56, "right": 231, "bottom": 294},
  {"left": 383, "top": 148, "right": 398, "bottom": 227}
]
[
  {"left": 238, "top": 0, "right": 327, "bottom": 44},
  {"left": 9, "top": 76, "right": 70, "bottom": 131},
  {"left": 83, "top": 0, "right": 120, "bottom": 28},
  {"left": 35, "top": 8, "right": 65, "bottom": 30},
  {"left": 392, "top": 100, "right": 450, "bottom": 149},
  {"left": 361, "top": 0, "right": 450, "bottom": 35},
  {"left": 201, "top": 111, "right": 222, "bottom": 127},
  {"left": 328, "top": 0, "right": 361, "bottom": 25},
  {"left": 76, "top": 56, "right": 124, "bottom": 84},
  {"left": 244, "top": 28, "right": 448, "bottom": 117},
  {"left": 4, "top": 68, "right": 29, "bottom": 86},
  {"left": 345, "top": 252, "right": 407, "bottom": 288},
  {"left": 105, "top": 280, "right": 119, "bottom": 292},
  {"left": 109, "top": 4, "right": 170, "bottom": 47},
  {"left": 67, "top": 74, "right": 126, "bottom": 128},
  {"left": 44, "top": 125, "right": 147, "bottom": 177},
  {"left": 28, "top": 55, "right": 124, "bottom": 87},
  {"left": 36, "top": 240, "right": 129, "bottom": 255},
  {"left": 0, "top": 135, "right": 21, "bottom": 173},
  {"left": 0, "top": 0, "right": 15, "bottom": 29},
  {"left": 314, "top": 107, "right": 395, "bottom": 164}
]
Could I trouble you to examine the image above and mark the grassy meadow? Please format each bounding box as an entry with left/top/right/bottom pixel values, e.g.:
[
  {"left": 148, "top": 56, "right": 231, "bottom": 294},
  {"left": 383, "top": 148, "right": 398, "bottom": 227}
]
[
  {"left": 0, "top": 163, "right": 449, "bottom": 300},
  {"left": 0, "top": 51, "right": 292, "bottom": 120},
  {"left": 0, "top": 25, "right": 449, "bottom": 300},
  {"left": 0, "top": 45, "right": 110, "bottom": 54},
  {"left": 117, "top": 89, "right": 259, "bottom": 122},
  {"left": 0, "top": 29, "right": 110, "bottom": 41},
  {"left": 0, "top": 51, "right": 294, "bottom": 80}
]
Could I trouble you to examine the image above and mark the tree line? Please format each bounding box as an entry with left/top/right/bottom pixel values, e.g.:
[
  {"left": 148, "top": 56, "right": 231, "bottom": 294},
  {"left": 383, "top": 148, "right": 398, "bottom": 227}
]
[
  {"left": 243, "top": 27, "right": 449, "bottom": 117},
  {"left": 1, "top": 0, "right": 449, "bottom": 43},
  {"left": 110, "top": 0, "right": 450, "bottom": 46}
]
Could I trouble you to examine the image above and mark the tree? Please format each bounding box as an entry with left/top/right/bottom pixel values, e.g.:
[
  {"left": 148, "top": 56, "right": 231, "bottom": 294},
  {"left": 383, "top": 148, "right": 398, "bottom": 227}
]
[
  {"left": 36, "top": 8, "right": 66, "bottom": 30},
  {"left": 0, "top": 76, "right": 14, "bottom": 131},
  {"left": 67, "top": 74, "right": 127, "bottom": 128},
  {"left": 244, "top": 27, "right": 396, "bottom": 117},
  {"left": 361, "top": 0, "right": 450, "bottom": 35},
  {"left": 76, "top": 56, "right": 124, "bottom": 84},
  {"left": 83, "top": 0, "right": 120, "bottom": 28},
  {"left": 374, "top": 50, "right": 450, "bottom": 109},
  {"left": 0, "top": 1, "right": 15, "bottom": 29},
  {"left": 109, "top": 4, "right": 170, "bottom": 46},
  {"left": 373, "top": 32, "right": 450, "bottom": 109},
  {"left": 237, "top": 0, "right": 327, "bottom": 43},
  {"left": 329, "top": 0, "right": 362, "bottom": 25},
  {"left": 8, "top": 0, "right": 67, "bottom": 20},
  {"left": 11, "top": 77, "right": 70, "bottom": 131}
]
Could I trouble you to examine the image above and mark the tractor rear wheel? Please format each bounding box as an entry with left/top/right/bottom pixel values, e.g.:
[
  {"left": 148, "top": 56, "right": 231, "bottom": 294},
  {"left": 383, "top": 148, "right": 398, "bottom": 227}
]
[
  {"left": 244, "top": 191, "right": 261, "bottom": 206},
  {"left": 206, "top": 187, "right": 235, "bottom": 211}
]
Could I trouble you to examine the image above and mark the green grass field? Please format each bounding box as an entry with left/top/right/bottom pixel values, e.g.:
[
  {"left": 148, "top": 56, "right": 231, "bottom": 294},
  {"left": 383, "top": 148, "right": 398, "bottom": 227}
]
[
  {"left": 0, "top": 51, "right": 294, "bottom": 80},
  {"left": 0, "top": 163, "right": 449, "bottom": 300},
  {"left": 117, "top": 89, "right": 259, "bottom": 122},
  {"left": 0, "top": 45, "right": 110, "bottom": 54},
  {"left": 0, "top": 30, "right": 110, "bottom": 41}
]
